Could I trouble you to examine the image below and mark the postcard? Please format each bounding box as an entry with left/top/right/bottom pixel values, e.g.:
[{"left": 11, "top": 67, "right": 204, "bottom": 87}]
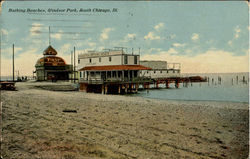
[{"left": 0, "top": 1, "right": 249, "bottom": 159}]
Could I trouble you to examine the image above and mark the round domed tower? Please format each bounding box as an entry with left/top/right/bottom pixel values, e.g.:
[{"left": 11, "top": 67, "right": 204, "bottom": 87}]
[
  {"left": 35, "top": 45, "right": 66, "bottom": 67},
  {"left": 35, "top": 45, "right": 72, "bottom": 81}
]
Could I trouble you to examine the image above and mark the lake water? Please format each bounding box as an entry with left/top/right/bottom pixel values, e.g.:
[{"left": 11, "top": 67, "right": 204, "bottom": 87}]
[
  {"left": 133, "top": 72, "right": 249, "bottom": 103},
  {"left": 1, "top": 73, "right": 249, "bottom": 103}
]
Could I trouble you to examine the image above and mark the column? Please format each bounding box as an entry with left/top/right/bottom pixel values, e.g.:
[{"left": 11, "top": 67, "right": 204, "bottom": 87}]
[
  {"left": 175, "top": 80, "right": 179, "bottom": 88},
  {"left": 135, "top": 84, "right": 139, "bottom": 93},
  {"left": 118, "top": 85, "right": 121, "bottom": 94},
  {"left": 166, "top": 80, "right": 169, "bottom": 88},
  {"left": 128, "top": 70, "right": 130, "bottom": 81},
  {"left": 102, "top": 84, "right": 105, "bottom": 94},
  {"left": 105, "top": 85, "right": 108, "bottom": 94},
  {"left": 122, "top": 70, "right": 124, "bottom": 81},
  {"left": 125, "top": 84, "right": 128, "bottom": 94}
]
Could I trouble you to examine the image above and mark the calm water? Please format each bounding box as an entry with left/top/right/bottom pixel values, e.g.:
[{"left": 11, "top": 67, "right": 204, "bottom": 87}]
[
  {"left": 134, "top": 72, "right": 249, "bottom": 103},
  {"left": 1, "top": 73, "right": 249, "bottom": 103}
]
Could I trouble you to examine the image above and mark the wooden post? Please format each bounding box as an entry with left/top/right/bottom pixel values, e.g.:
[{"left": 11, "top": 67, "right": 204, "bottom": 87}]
[
  {"left": 12, "top": 44, "right": 15, "bottom": 82},
  {"left": 102, "top": 84, "right": 105, "bottom": 94},
  {"left": 122, "top": 70, "right": 124, "bottom": 81},
  {"left": 118, "top": 85, "right": 121, "bottom": 94},
  {"left": 71, "top": 51, "right": 73, "bottom": 82},
  {"left": 105, "top": 85, "right": 108, "bottom": 94},
  {"left": 156, "top": 81, "right": 159, "bottom": 88},
  {"left": 135, "top": 84, "right": 138, "bottom": 93},
  {"left": 128, "top": 70, "right": 130, "bottom": 81},
  {"left": 166, "top": 80, "right": 169, "bottom": 88},
  {"left": 125, "top": 84, "right": 128, "bottom": 94},
  {"left": 73, "top": 46, "right": 76, "bottom": 83},
  {"left": 175, "top": 80, "right": 179, "bottom": 88}
]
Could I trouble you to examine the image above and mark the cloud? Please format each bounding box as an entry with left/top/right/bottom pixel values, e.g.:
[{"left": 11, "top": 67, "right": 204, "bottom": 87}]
[
  {"left": 1, "top": 29, "right": 8, "bottom": 35},
  {"left": 58, "top": 43, "right": 72, "bottom": 55},
  {"left": 167, "top": 48, "right": 178, "bottom": 54},
  {"left": 191, "top": 33, "right": 199, "bottom": 41},
  {"left": 30, "top": 23, "right": 44, "bottom": 36},
  {"left": 100, "top": 28, "right": 114, "bottom": 41},
  {"left": 124, "top": 33, "right": 136, "bottom": 42},
  {"left": 144, "top": 32, "right": 161, "bottom": 40},
  {"left": 1, "top": 48, "right": 40, "bottom": 76},
  {"left": 51, "top": 30, "right": 63, "bottom": 40},
  {"left": 154, "top": 22, "right": 165, "bottom": 31},
  {"left": 172, "top": 43, "right": 186, "bottom": 47},
  {"left": 144, "top": 22, "right": 167, "bottom": 41},
  {"left": 185, "top": 49, "right": 192, "bottom": 54},
  {"left": 141, "top": 49, "right": 249, "bottom": 73},
  {"left": 148, "top": 48, "right": 162, "bottom": 53},
  {"left": 87, "top": 42, "right": 96, "bottom": 48},
  {"left": 228, "top": 40, "right": 232, "bottom": 46},
  {"left": 1, "top": 46, "right": 23, "bottom": 58},
  {"left": 234, "top": 25, "right": 241, "bottom": 39}
]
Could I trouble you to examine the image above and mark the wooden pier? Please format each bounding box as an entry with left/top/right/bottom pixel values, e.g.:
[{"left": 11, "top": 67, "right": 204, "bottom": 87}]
[
  {"left": 79, "top": 76, "right": 206, "bottom": 94},
  {"left": 144, "top": 76, "right": 206, "bottom": 89}
]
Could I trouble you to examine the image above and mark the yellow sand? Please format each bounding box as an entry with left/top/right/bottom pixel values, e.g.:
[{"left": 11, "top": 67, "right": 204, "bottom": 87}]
[{"left": 1, "top": 82, "right": 249, "bottom": 159}]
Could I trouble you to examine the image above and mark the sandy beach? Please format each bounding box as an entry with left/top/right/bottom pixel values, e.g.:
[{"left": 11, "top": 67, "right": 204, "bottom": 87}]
[{"left": 1, "top": 82, "right": 249, "bottom": 159}]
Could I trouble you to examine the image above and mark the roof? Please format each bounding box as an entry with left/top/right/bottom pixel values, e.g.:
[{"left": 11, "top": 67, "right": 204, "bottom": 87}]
[
  {"left": 35, "top": 56, "right": 66, "bottom": 66},
  {"left": 43, "top": 45, "right": 57, "bottom": 55},
  {"left": 79, "top": 65, "right": 152, "bottom": 71}
]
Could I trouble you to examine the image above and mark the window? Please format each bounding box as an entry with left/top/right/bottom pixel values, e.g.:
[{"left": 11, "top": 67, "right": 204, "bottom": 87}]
[
  {"left": 154, "top": 70, "right": 156, "bottom": 74},
  {"left": 109, "top": 56, "right": 112, "bottom": 62},
  {"left": 89, "top": 58, "right": 92, "bottom": 63},
  {"left": 160, "top": 70, "right": 162, "bottom": 73},
  {"left": 147, "top": 71, "right": 148, "bottom": 74},
  {"left": 124, "top": 55, "right": 128, "bottom": 64},
  {"left": 78, "top": 59, "right": 80, "bottom": 64},
  {"left": 80, "top": 71, "right": 82, "bottom": 78},
  {"left": 99, "top": 57, "right": 101, "bottom": 62},
  {"left": 134, "top": 56, "right": 137, "bottom": 64}
]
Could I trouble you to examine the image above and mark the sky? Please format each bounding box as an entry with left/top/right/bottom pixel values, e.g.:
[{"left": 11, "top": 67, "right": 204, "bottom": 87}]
[{"left": 0, "top": 1, "right": 249, "bottom": 76}]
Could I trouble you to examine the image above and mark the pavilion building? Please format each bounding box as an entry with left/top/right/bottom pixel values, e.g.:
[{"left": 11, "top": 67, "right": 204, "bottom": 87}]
[
  {"left": 35, "top": 45, "right": 73, "bottom": 81},
  {"left": 78, "top": 48, "right": 152, "bottom": 94}
]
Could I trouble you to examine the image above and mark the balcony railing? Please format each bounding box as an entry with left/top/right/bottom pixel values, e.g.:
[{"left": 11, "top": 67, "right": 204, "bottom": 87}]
[{"left": 79, "top": 76, "right": 152, "bottom": 84}]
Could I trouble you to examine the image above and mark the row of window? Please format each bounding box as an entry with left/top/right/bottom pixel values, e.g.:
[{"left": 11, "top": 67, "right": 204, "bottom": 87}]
[
  {"left": 88, "top": 57, "right": 112, "bottom": 63},
  {"left": 83, "top": 55, "right": 138, "bottom": 64}
]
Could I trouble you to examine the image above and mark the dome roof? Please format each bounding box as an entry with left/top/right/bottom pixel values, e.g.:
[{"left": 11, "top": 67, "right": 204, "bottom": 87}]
[
  {"left": 36, "top": 56, "right": 66, "bottom": 66},
  {"left": 43, "top": 45, "right": 57, "bottom": 55}
]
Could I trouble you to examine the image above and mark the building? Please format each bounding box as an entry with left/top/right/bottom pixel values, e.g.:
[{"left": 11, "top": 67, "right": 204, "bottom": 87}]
[
  {"left": 35, "top": 45, "right": 73, "bottom": 81},
  {"left": 78, "top": 48, "right": 151, "bottom": 94},
  {"left": 140, "top": 60, "right": 181, "bottom": 78}
]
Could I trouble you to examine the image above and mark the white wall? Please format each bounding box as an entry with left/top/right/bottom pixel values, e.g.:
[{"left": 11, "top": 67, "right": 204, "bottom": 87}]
[{"left": 78, "top": 54, "right": 140, "bottom": 70}]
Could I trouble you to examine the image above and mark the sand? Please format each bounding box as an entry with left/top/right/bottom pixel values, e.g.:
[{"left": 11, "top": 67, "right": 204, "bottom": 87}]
[{"left": 1, "top": 81, "right": 249, "bottom": 159}]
